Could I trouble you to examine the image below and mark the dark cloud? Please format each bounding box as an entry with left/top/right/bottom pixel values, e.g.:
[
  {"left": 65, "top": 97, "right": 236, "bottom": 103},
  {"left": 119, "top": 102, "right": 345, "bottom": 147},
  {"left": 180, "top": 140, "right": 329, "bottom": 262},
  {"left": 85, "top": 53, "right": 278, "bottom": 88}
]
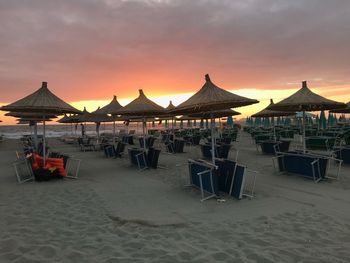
[{"left": 0, "top": 0, "right": 349, "bottom": 102}]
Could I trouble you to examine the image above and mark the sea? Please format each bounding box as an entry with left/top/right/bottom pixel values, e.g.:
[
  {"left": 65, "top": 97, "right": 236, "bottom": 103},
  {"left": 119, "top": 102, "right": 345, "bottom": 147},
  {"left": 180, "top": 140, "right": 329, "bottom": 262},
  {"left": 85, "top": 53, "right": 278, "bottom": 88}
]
[{"left": 0, "top": 122, "right": 190, "bottom": 139}]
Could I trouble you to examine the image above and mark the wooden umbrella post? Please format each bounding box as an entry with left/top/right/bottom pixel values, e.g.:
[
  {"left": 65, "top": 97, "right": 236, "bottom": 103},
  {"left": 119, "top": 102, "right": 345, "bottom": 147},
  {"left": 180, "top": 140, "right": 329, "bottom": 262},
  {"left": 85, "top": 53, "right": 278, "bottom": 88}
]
[
  {"left": 43, "top": 115, "right": 46, "bottom": 167},
  {"left": 211, "top": 112, "right": 216, "bottom": 165}
]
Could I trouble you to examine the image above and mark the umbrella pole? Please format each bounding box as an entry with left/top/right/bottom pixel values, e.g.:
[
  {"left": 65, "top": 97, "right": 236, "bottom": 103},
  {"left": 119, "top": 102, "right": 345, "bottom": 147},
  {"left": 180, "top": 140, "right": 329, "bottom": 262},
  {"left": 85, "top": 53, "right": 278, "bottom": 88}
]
[
  {"left": 34, "top": 122, "right": 38, "bottom": 150},
  {"left": 43, "top": 116, "right": 46, "bottom": 166},
  {"left": 272, "top": 117, "right": 276, "bottom": 142},
  {"left": 302, "top": 111, "right": 306, "bottom": 153},
  {"left": 172, "top": 117, "right": 174, "bottom": 137},
  {"left": 113, "top": 120, "right": 116, "bottom": 144},
  {"left": 96, "top": 122, "right": 100, "bottom": 143},
  {"left": 143, "top": 117, "right": 146, "bottom": 150},
  {"left": 211, "top": 112, "right": 216, "bottom": 165}
]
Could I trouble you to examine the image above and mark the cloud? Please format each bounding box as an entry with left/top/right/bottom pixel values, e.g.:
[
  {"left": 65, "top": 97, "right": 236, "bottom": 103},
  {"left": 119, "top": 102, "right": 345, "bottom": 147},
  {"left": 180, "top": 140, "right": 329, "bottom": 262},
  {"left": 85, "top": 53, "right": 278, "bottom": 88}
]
[{"left": 0, "top": 0, "right": 349, "bottom": 103}]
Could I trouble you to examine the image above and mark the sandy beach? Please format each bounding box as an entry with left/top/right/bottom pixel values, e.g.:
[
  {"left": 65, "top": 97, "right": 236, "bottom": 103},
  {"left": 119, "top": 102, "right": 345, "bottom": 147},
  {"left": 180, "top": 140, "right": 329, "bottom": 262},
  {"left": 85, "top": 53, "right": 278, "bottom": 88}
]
[{"left": 0, "top": 132, "right": 350, "bottom": 263}]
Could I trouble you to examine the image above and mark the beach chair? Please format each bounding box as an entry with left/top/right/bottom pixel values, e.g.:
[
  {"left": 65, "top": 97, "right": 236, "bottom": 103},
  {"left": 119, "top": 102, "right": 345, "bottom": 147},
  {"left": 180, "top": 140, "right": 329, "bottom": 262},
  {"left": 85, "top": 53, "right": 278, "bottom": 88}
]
[
  {"left": 65, "top": 158, "right": 81, "bottom": 179},
  {"left": 77, "top": 137, "right": 95, "bottom": 151},
  {"left": 146, "top": 147, "right": 161, "bottom": 169},
  {"left": 187, "top": 159, "right": 218, "bottom": 201},
  {"left": 48, "top": 152, "right": 82, "bottom": 179},
  {"left": 215, "top": 159, "right": 256, "bottom": 200},
  {"left": 128, "top": 148, "right": 148, "bottom": 171},
  {"left": 139, "top": 136, "right": 156, "bottom": 149},
  {"left": 272, "top": 151, "right": 340, "bottom": 182},
  {"left": 13, "top": 158, "right": 35, "bottom": 184},
  {"left": 334, "top": 146, "right": 350, "bottom": 165}
]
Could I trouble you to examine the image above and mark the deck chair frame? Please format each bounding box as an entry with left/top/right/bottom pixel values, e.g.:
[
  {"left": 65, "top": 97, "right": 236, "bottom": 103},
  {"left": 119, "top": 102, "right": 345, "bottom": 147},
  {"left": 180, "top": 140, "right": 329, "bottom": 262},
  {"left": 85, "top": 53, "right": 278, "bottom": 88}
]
[
  {"left": 187, "top": 159, "right": 218, "bottom": 202},
  {"left": 13, "top": 159, "right": 34, "bottom": 184}
]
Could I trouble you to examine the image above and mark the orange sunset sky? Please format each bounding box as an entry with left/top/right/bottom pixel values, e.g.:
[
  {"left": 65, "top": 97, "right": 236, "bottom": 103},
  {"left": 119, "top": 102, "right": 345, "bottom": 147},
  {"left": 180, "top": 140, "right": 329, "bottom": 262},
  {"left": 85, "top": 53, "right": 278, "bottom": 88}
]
[{"left": 1, "top": 0, "right": 349, "bottom": 124}]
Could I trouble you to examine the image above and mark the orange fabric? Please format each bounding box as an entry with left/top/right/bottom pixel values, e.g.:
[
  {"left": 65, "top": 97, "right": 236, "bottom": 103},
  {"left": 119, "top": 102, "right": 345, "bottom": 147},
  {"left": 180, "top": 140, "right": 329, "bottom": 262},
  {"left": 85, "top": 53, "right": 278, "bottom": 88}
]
[
  {"left": 31, "top": 154, "right": 67, "bottom": 177},
  {"left": 32, "top": 162, "right": 40, "bottom": 170},
  {"left": 45, "top": 158, "right": 67, "bottom": 177}
]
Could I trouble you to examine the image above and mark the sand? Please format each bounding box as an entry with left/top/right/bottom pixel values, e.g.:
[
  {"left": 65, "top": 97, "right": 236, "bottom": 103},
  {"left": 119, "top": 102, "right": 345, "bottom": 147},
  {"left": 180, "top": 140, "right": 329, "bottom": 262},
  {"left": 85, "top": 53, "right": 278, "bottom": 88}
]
[{"left": 0, "top": 132, "right": 349, "bottom": 262}]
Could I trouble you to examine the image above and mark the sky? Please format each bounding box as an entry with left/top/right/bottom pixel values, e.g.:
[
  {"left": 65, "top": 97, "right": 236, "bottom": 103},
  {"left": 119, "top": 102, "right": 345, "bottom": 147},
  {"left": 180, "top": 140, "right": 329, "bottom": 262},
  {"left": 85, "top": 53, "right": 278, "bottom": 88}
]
[{"left": 0, "top": 0, "right": 350, "bottom": 124}]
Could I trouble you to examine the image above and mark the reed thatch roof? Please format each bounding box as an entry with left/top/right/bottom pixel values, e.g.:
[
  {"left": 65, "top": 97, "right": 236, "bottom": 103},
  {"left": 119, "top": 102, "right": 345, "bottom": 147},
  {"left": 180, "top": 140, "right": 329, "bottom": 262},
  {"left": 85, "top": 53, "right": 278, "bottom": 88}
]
[
  {"left": 166, "top": 101, "right": 176, "bottom": 111},
  {"left": 176, "top": 115, "right": 199, "bottom": 121},
  {"left": 189, "top": 109, "right": 241, "bottom": 119},
  {"left": 1, "top": 82, "right": 80, "bottom": 114},
  {"left": 97, "top": 95, "right": 123, "bottom": 115},
  {"left": 5, "top": 112, "right": 57, "bottom": 119},
  {"left": 115, "top": 89, "right": 165, "bottom": 117},
  {"left": 58, "top": 114, "right": 81, "bottom": 123},
  {"left": 251, "top": 99, "right": 295, "bottom": 117},
  {"left": 17, "top": 117, "right": 53, "bottom": 122},
  {"left": 268, "top": 81, "right": 346, "bottom": 112},
  {"left": 169, "top": 74, "right": 258, "bottom": 115},
  {"left": 78, "top": 107, "right": 114, "bottom": 123},
  {"left": 330, "top": 102, "right": 350, "bottom": 113}
]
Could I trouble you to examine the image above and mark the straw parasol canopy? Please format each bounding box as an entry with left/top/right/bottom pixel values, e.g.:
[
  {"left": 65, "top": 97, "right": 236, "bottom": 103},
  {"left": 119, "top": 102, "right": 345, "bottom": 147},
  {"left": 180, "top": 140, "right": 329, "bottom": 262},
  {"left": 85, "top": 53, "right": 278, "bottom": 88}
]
[
  {"left": 166, "top": 100, "right": 176, "bottom": 111},
  {"left": 58, "top": 114, "right": 81, "bottom": 124},
  {"left": 189, "top": 109, "right": 241, "bottom": 119},
  {"left": 268, "top": 81, "right": 346, "bottom": 152},
  {"left": 330, "top": 102, "right": 350, "bottom": 113},
  {"left": 78, "top": 107, "right": 114, "bottom": 123},
  {"left": 5, "top": 112, "right": 57, "bottom": 119},
  {"left": 176, "top": 115, "right": 199, "bottom": 121},
  {"left": 1, "top": 82, "right": 80, "bottom": 114},
  {"left": 251, "top": 99, "right": 295, "bottom": 118},
  {"left": 116, "top": 89, "right": 165, "bottom": 117},
  {"left": 17, "top": 117, "right": 52, "bottom": 122},
  {"left": 97, "top": 95, "right": 123, "bottom": 115},
  {"left": 169, "top": 74, "right": 259, "bottom": 115},
  {"left": 268, "top": 81, "right": 346, "bottom": 112}
]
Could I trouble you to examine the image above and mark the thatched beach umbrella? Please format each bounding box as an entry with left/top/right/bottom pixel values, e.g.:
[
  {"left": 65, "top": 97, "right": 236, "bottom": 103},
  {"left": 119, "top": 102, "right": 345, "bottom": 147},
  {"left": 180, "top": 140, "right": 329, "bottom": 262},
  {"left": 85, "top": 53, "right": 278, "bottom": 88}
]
[
  {"left": 170, "top": 74, "right": 258, "bottom": 164},
  {"left": 58, "top": 114, "right": 81, "bottom": 135},
  {"left": 5, "top": 111, "right": 57, "bottom": 148},
  {"left": 330, "top": 102, "right": 350, "bottom": 114},
  {"left": 251, "top": 99, "right": 295, "bottom": 140},
  {"left": 78, "top": 107, "right": 114, "bottom": 141},
  {"left": 268, "top": 81, "right": 346, "bottom": 152},
  {"left": 1, "top": 82, "right": 80, "bottom": 165},
  {"left": 58, "top": 114, "right": 81, "bottom": 124},
  {"left": 97, "top": 95, "right": 123, "bottom": 143},
  {"left": 115, "top": 89, "right": 165, "bottom": 149},
  {"left": 189, "top": 109, "right": 241, "bottom": 119},
  {"left": 160, "top": 100, "right": 177, "bottom": 134},
  {"left": 251, "top": 99, "right": 294, "bottom": 118}
]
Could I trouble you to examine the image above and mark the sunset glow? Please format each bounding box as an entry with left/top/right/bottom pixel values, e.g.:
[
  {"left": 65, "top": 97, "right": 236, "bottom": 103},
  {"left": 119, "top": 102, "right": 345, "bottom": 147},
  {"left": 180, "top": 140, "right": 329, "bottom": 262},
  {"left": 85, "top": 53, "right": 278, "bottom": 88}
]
[{"left": 0, "top": 0, "right": 349, "bottom": 125}]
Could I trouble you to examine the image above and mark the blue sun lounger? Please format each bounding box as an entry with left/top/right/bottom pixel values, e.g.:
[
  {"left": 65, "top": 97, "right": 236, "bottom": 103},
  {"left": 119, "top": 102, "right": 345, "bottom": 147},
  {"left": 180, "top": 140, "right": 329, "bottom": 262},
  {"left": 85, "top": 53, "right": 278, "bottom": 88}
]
[
  {"left": 272, "top": 151, "right": 342, "bottom": 182},
  {"left": 187, "top": 158, "right": 256, "bottom": 201}
]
